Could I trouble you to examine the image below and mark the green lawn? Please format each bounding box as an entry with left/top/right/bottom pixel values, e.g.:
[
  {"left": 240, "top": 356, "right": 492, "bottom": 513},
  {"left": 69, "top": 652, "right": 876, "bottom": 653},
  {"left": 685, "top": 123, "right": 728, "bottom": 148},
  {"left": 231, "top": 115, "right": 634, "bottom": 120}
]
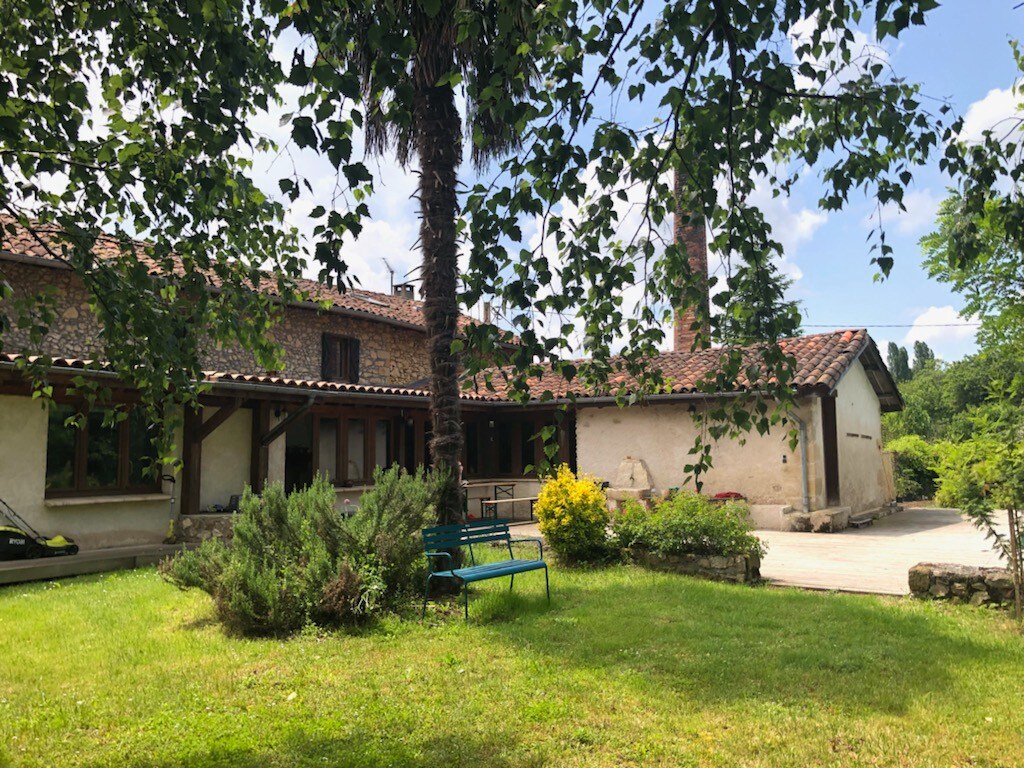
[{"left": 1, "top": 564, "right": 1023, "bottom": 768}]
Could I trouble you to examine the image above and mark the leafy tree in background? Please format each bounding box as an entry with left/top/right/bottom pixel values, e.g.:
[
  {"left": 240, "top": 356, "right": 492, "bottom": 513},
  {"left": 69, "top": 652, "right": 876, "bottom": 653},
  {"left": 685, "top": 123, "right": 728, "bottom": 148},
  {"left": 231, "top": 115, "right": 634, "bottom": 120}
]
[
  {"left": 887, "top": 342, "right": 911, "bottom": 383},
  {"left": 461, "top": 0, "right": 951, "bottom": 481},
  {"left": 911, "top": 340, "right": 935, "bottom": 375},
  {"left": 937, "top": 41, "right": 1024, "bottom": 286},
  {"left": 934, "top": 395, "right": 1024, "bottom": 620},
  {"left": 923, "top": 194, "right": 1024, "bottom": 350},
  {"left": 7, "top": 0, "right": 1019, "bottom": 500},
  {"left": 0, "top": 0, "right": 297, "bottom": 460}
]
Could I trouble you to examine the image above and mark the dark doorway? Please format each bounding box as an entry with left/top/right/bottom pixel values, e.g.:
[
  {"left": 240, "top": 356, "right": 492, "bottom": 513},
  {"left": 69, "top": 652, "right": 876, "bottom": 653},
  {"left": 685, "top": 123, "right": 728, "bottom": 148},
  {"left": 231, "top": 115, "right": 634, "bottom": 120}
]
[
  {"left": 284, "top": 414, "right": 314, "bottom": 493},
  {"left": 821, "top": 396, "right": 841, "bottom": 506},
  {"left": 401, "top": 418, "right": 417, "bottom": 473}
]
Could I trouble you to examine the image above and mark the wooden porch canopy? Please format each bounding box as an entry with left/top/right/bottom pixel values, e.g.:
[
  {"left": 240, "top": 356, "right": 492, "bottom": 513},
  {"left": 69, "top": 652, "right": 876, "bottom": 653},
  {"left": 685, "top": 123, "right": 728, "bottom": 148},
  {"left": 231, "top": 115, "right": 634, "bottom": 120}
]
[{"left": 0, "top": 356, "right": 574, "bottom": 514}]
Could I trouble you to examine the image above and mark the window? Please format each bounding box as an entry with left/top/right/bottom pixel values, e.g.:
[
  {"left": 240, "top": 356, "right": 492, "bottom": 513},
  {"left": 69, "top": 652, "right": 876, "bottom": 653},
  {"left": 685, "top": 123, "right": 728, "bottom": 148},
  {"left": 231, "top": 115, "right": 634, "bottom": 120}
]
[
  {"left": 497, "top": 422, "right": 513, "bottom": 474},
  {"left": 375, "top": 420, "right": 390, "bottom": 469},
  {"left": 317, "top": 418, "right": 338, "bottom": 482},
  {"left": 520, "top": 421, "right": 537, "bottom": 475},
  {"left": 46, "top": 405, "right": 159, "bottom": 496},
  {"left": 465, "top": 422, "right": 479, "bottom": 475},
  {"left": 321, "top": 334, "right": 360, "bottom": 383},
  {"left": 346, "top": 418, "right": 366, "bottom": 481}
]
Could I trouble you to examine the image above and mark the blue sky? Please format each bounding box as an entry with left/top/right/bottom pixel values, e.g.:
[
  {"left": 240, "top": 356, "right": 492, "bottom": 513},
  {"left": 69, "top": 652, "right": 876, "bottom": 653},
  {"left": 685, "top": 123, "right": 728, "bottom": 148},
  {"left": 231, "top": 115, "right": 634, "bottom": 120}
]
[
  {"left": 786, "top": 2, "right": 1023, "bottom": 361},
  {"left": 256, "top": 3, "right": 1024, "bottom": 363}
]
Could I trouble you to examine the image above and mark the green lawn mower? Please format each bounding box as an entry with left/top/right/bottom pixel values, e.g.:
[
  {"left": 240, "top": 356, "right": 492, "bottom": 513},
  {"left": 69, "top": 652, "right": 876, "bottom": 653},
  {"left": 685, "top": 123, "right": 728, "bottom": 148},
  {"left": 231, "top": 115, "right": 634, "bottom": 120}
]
[{"left": 0, "top": 496, "right": 79, "bottom": 560}]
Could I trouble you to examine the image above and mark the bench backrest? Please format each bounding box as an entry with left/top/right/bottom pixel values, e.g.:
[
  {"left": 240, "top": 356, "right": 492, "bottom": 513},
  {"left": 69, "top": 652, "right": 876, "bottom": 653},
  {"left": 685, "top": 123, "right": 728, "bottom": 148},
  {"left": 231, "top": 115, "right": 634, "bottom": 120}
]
[{"left": 422, "top": 519, "right": 512, "bottom": 565}]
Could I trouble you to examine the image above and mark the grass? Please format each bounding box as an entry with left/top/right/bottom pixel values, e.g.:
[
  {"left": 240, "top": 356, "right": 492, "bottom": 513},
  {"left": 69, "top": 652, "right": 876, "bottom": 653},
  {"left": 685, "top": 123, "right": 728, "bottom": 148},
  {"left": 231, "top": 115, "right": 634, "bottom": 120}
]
[{"left": 1, "top": 562, "right": 1023, "bottom": 768}]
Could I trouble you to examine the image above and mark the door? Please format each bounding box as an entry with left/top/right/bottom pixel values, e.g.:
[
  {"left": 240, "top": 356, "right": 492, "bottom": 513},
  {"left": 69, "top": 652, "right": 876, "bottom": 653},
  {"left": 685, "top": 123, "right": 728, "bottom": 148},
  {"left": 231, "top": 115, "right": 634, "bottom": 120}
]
[{"left": 821, "top": 396, "right": 841, "bottom": 506}]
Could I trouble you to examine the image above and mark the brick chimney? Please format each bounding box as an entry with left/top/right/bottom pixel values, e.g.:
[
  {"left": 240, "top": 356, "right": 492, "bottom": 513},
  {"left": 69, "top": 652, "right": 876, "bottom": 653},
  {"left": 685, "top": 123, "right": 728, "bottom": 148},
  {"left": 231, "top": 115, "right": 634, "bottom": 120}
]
[{"left": 673, "top": 170, "right": 710, "bottom": 352}]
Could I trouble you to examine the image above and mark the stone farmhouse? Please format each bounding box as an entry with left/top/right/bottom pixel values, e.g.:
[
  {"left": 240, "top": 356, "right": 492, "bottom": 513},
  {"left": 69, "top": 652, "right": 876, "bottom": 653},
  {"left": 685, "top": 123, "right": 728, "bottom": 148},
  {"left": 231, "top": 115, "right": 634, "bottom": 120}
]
[{"left": 0, "top": 217, "right": 902, "bottom": 551}]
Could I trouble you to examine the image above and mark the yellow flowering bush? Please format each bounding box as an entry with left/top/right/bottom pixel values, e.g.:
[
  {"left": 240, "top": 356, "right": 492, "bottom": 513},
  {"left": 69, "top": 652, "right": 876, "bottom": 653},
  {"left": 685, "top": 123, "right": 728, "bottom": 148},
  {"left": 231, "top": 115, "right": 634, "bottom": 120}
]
[{"left": 534, "top": 464, "right": 611, "bottom": 562}]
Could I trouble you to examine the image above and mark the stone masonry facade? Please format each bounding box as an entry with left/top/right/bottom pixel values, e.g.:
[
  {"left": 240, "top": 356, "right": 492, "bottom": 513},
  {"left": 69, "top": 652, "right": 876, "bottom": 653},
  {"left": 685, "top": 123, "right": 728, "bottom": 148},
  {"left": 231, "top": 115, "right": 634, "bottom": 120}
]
[{"left": 1, "top": 260, "right": 431, "bottom": 387}]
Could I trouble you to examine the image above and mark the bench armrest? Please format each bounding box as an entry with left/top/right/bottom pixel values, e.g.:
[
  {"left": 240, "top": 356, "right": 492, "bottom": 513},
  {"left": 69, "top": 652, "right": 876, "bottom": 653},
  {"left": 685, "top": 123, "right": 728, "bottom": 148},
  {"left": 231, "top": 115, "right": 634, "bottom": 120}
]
[
  {"left": 424, "top": 551, "right": 454, "bottom": 573},
  {"left": 509, "top": 537, "right": 544, "bottom": 560}
]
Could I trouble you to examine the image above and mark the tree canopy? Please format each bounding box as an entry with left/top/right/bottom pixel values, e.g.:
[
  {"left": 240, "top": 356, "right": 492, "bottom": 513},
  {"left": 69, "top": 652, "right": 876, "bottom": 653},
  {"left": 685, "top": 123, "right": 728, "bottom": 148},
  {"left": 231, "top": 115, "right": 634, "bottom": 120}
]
[
  {"left": 922, "top": 194, "right": 1024, "bottom": 350},
  {"left": 2, "top": 1, "right": 1020, "bottom": 484}
]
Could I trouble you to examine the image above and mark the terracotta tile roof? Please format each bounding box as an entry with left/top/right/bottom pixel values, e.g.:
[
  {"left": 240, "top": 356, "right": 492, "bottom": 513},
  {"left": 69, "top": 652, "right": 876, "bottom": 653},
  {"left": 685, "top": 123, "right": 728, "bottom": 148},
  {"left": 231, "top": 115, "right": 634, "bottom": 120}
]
[
  {"left": 0, "top": 353, "right": 430, "bottom": 398},
  {"left": 0, "top": 218, "right": 471, "bottom": 332},
  {"left": 0, "top": 328, "right": 903, "bottom": 411},
  {"left": 461, "top": 329, "right": 903, "bottom": 411}
]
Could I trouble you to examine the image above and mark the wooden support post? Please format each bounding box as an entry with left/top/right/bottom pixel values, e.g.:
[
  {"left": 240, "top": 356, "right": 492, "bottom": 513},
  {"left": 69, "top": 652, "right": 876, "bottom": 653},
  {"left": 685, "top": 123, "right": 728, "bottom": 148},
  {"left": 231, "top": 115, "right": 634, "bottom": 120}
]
[
  {"left": 250, "top": 403, "right": 271, "bottom": 492},
  {"left": 414, "top": 416, "right": 425, "bottom": 469},
  {"left": 181, "top": 406, "right": 203, "bottom": 516},
  {"left": 198, "top": 398, "right": 242, "bottom": 442},
  {"left": 259, "top": 397, "right": 314, "bottom": 448}
]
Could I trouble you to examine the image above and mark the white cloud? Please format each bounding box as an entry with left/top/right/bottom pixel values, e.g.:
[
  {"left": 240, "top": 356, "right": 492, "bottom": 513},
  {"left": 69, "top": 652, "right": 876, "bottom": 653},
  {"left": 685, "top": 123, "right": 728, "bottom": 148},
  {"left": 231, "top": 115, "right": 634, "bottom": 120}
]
[
  {"left": 787, "top": 14, "right": 890, "bottom": 93},
  {"left": 959, "top": 86, "right": 1023, "bottom": 143},
  {"left": 743, "top": 179, "right": 827, "bottom": 282},
  {"left": 902, "top": 305, "right": 977, "bottom": 360}
]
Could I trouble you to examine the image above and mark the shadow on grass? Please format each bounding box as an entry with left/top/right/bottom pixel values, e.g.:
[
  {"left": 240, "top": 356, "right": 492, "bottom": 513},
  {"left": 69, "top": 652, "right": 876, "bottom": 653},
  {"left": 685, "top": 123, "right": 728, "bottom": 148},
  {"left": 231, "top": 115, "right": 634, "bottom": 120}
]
[
  {"left": 108, "top": 728, "right": 531, "bottom": 768},
  {"left": 465, "top": 567, "right": 1011, "bottom": 716}
]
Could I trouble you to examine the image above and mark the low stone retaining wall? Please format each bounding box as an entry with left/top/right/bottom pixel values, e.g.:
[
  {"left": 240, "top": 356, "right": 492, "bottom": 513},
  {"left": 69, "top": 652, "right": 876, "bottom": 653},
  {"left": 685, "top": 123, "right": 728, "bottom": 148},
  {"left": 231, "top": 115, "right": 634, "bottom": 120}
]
[
  {"left": 179, "top": 513, "right": 234, "bottom": 544},
  {"left": 626, "top": 548, "right": 761, "bottom": 583},
  {"left": 908, "top": 562, "right": 1015, "bottom": 606}
]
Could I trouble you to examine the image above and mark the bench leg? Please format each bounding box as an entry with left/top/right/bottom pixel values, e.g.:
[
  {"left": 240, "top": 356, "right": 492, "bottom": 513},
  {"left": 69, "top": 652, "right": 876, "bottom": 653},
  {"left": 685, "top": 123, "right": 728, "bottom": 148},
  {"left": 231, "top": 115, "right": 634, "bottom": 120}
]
[
  {"left": 463, "top": 582, "right": 469, "bottom": 621},
  {"left": 509, "top": 573, "right": 515, "bottom": 593},
  {"left": 422, "top": 574, "right": 432, "bottom": 619},
  {"left": 544, "top": 566, "right": 550, "bottom": 603}
]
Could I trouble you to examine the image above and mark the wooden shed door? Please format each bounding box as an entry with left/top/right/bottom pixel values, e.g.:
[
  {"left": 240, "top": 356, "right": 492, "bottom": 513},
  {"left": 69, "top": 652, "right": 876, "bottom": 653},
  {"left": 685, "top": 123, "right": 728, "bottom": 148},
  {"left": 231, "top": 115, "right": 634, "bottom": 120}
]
[{"left": 821, "top": 396, "right": 841, "bottom": 506}]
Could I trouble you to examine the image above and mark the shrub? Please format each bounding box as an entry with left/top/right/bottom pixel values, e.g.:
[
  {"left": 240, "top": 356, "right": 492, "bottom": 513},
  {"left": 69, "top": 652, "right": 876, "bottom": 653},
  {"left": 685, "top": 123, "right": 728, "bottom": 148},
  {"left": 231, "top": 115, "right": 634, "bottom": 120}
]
[
  {"left": 159, "top": 537, "right": 228, "bottom": 592},
  {"left": 534, "top": 464, "right": 611, "bottom": 562},
  {"left": 612, "top": 492, "right": 765, "bottom": 559},
  {"left": 887, "top": 434, "right": 941, "bottom": 500},
  {"left": 213, "top": 477, "right": 340, "bottom": 635},
  {"left": 338, "top": 465, "right": 440, "bottom": 597},
  {"left": 159, "top": 467, "right": 439, "bottom": 636}
]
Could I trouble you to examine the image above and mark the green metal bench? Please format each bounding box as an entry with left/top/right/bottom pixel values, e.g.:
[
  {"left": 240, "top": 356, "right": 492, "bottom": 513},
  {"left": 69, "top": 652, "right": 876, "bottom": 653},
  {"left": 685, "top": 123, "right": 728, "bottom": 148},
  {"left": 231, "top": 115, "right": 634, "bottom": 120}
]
[{"left": 421, "top": 519, "right": 549, "bottom": 620}]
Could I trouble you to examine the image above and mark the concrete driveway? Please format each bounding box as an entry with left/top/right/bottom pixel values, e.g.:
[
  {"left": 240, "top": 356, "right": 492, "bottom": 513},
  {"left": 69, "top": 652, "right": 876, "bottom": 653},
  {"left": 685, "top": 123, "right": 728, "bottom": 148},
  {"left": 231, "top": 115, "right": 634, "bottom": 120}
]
[
  {"left": 757, "top": 507, "right": 1005, "bottom": 595},
  {"left": 513, "top": 507, "right": 1004, "bottom": 595}
]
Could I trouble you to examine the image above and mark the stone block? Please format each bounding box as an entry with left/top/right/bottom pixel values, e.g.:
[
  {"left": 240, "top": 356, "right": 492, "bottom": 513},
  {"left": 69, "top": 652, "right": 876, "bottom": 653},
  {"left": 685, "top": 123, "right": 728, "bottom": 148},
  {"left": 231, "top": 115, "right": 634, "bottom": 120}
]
[
  {"left": 929, "top": 582, "right": 949, "bottom": 598},
  {"left": 783, "top": 511, "right": 813, "bottom": 533},
  {"left": 908, "top": 565, "right": 932, "bottom": 595},
  {"left": 810, "top": 507, "right": 850, "bottom": 533},
  {"left": 969, "top": 590, "right": 990, "bottom": 607},
  {"left": 985, "top": 572, "right": 1014, "bottom": 603}
]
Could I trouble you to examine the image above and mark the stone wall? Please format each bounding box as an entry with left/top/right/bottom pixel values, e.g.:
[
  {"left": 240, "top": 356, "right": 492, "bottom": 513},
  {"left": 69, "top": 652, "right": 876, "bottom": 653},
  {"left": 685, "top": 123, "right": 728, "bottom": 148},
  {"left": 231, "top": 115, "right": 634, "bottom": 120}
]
[
  {"left": 627, "top": 547, "right": 761, "bottom": 583},
  {"left": 0, "top": 261, "right": 106, "bottom": 359},
  {"left": 179, "top": 513, "right": 234, "bottom": 544},
  {"left": 908, "top": 562, "right": 1016, "bottom": 607},
  {"left": 1, "top": 260, "right": 431, "bottom": 387}
]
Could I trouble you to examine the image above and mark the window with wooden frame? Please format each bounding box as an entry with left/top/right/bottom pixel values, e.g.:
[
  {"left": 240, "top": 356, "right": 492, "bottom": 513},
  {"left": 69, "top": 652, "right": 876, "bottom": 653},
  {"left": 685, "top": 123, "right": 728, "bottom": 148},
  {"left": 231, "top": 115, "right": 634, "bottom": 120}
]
[
  {"left": 310, "top": 413, "right": 395, "bottom": 486},
  {"left": 45, "top": 405, "right": 160, "bottom": 497},
  {"left": 321, "top": 334, "right": 360, "bottom": 383}
]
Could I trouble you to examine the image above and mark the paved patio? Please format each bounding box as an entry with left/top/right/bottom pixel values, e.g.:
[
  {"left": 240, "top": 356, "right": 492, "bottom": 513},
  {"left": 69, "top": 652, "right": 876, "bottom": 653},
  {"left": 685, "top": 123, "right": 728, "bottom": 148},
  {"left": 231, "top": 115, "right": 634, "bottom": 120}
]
[
  {"left": 757, "top": 507, "right": 1004, "bottom": 595},
  {"left": 515, "top": 507, "right": 1006, "bottom": 595}
]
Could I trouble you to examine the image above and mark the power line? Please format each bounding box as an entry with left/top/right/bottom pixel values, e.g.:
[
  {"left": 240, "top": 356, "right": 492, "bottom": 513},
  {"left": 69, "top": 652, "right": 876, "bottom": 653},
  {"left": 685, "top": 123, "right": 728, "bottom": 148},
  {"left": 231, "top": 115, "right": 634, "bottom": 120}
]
[{"left": 803, "top": 322, "right": 981, "bottom": 328}]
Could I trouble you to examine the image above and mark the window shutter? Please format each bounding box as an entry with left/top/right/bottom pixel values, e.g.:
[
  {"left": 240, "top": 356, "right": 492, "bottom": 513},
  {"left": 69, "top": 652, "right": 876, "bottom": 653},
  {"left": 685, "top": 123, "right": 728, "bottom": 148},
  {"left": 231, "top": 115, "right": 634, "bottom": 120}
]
[
  {"left": 349, "top": 339, "right": 360, "bottom": 383},
  {"left": 321, "top": 334, "right": 338, "bottom": 380}
]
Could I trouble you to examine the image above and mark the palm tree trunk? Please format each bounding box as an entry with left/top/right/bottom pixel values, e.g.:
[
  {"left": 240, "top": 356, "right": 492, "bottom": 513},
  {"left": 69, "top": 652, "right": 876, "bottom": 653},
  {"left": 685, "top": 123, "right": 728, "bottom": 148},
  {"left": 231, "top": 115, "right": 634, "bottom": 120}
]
[{"left": 414, "top": 61, "right": 464, "bottom": 526}]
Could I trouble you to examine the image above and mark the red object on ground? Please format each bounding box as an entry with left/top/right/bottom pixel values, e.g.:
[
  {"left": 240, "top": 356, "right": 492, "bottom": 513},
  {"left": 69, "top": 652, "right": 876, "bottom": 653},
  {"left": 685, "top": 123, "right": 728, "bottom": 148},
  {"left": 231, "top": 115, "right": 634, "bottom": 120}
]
[{"left": 712, "top": 491, "right": 745, "bottom": 500}]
